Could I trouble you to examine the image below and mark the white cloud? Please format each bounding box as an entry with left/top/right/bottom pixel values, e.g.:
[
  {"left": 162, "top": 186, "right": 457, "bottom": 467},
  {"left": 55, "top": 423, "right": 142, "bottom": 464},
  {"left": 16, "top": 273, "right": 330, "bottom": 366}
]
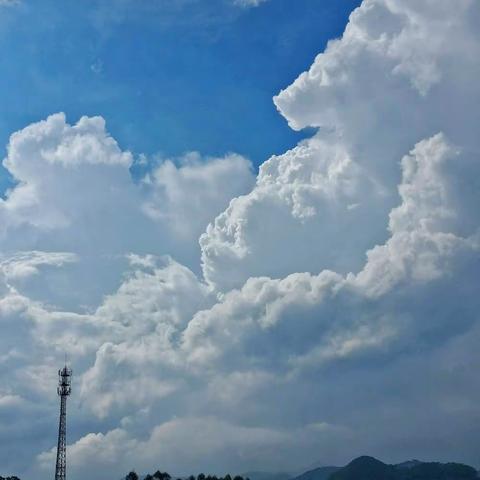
[
  {"left": 0, "top": 113, "right": 254, "bottom": 257},
  {"left": 201, "top": 0, "right": 480, "bottom": 292},
  {"left": 0, "top": 251, "right": 77, "bottom": 281},
  {"left": 233, "top": 0, "right": 270, "bottom": 8},
  {"left": 200, "top": 136, "right": 385, "bottom": 291},
  {"left": 79, "top": 257, "right": 213, "bottom": 418},
  {"left": 0, "top": 394, "right": 25, "bottom": 409},
  {"left": 70, "top": 124, "right": 480, "bottom": 471},
  {"left": 0, "top": 112, "right": 254, "bottom": 312},
  {"left": 0, "top": 113, "right": 137, "bottom": 238},
  {"left": 38, "top": 417, "right": 350, "bottom": 478},
  {"left": 143, "top": 152, "right": 255, "bottom": 240},
  {"left": 356, "top": 133, "right": 479, "bottom": 296}
]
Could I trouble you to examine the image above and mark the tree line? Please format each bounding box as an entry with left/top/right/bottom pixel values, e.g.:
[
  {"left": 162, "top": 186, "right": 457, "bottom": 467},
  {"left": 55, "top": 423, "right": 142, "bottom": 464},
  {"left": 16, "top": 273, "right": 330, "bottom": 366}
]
[{"left": 125, "top": 471, "right": 252, "bottom": 480}]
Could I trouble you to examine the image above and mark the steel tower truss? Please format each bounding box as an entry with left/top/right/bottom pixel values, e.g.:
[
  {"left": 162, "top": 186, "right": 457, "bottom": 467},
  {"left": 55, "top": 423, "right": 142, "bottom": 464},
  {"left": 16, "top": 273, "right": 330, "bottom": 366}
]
[{"left": 55, "top": 365, "right": 72, "bottom": 480}]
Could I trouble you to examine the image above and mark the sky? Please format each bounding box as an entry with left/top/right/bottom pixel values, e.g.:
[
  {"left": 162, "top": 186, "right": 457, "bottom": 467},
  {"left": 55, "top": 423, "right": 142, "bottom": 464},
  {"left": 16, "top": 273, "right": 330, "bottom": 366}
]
[
  {"left": 0, "top": 0, "right": 359, "bottom": 183},
  {"left": 0, "top": 0, "right": 479, "bottom": 479}
]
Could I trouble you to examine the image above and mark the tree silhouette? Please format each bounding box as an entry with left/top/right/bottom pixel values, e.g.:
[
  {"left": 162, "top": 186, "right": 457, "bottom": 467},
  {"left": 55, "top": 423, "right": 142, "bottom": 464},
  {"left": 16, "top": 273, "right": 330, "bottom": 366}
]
[{"left": 154, "top": 471, "right": 172, "bottom": 480}]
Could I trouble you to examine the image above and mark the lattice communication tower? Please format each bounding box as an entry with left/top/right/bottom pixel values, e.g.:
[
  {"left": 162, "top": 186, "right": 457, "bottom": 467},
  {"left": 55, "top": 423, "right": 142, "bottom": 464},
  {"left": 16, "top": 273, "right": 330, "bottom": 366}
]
[{"left": 54, "top": 364, "right": 72, "bottom": 480}]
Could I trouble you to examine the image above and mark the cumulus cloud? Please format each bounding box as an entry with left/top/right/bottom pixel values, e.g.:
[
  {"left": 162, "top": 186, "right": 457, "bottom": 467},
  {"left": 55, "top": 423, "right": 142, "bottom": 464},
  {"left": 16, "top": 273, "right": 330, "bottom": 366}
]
[
  {"left": 1, "top": 0, "right": 480, "bottom": 479},
  {"left": 0, "top": 251, "right": 77, "bottom": 281},
  {"left": 38, "top": 417, "right": 351, "bottom": 479},
  {"left": 0, "top": 113, "right": 253, "bottom": 253},
  {"left": 0, "top": 113, "right": 254, "bottom": 475},
  {"left": 0, "top": 113, "right": 138, "bottom": 248},
  {"left": 142, "top": 152, "right": 255, "bottom": 240},
  {"left": 80, "top": 257, "right": 213, "bottom": 418},
  {"left": 185, "top": 132, "right": 480, "bottom": 375},
  {"left": 200, "top": 136, "right": 384, "bottom": 291},
  {"left": 201, "top": 0, "right": 480, "bottom": 291},
  {"left": 0, "top": 112, "right": 254, "bottom": 310}
]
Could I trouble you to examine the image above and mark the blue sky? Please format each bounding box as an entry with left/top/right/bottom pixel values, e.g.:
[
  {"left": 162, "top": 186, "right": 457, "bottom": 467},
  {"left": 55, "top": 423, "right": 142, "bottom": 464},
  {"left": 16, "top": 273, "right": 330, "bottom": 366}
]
[
  {"left": 0, "top": 0, "right": 359, "bottom": 192},
  {"left": 1, "top": 1, "right": 480, "bottom": 479}
]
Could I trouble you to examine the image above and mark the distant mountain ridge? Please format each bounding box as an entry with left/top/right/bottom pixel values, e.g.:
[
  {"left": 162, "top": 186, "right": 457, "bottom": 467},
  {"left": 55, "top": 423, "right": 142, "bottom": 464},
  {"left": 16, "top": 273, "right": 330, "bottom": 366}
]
[
  {"left": 395, "top": 460, "right": 423, "bottom": 470},
  {"left": 329, "top": 456, "right": 478, "bottom": 480},
  {"left": 291, "top": 466, "right": 340, "bottom": 480},
  {"left": 4, "top": 456, "right": 478, "bottom": 480}
]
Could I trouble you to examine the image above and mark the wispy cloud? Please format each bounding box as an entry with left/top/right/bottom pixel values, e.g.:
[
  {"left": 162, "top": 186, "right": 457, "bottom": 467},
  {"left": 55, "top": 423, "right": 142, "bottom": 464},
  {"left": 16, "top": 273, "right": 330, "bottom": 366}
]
[
  {"left": 0, "top": 0, "right": 20, "bottom": 7},
  {"left": 233, "top": 0, "right": 270, "bottom": 8}
]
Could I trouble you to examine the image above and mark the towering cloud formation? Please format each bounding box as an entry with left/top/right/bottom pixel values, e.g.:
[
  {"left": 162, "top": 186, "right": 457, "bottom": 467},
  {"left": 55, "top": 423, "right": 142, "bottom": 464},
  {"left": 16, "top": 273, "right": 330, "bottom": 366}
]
[
  {"left": 0, "top": 1, "right": 479, "bottom": 479},
  {"left": 201, "top": 0, "right": 480, "bottom": 290}
]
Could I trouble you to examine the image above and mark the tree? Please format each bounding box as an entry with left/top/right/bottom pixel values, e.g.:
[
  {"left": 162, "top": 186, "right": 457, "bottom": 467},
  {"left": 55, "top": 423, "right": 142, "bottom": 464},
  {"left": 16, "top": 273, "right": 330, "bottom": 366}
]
[
  {"left": 126, "top": 472, "right": 139, "bottom": 480},
  {"left": 153, "top": 472, "right": 171, "bottom": 480}
]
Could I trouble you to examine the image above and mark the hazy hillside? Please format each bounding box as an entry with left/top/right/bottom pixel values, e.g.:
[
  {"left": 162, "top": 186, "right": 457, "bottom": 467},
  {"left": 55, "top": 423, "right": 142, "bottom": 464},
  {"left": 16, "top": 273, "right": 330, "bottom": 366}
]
[
  {"left": 4, "top": 456, "right": 478, "bottom": 480},
  {"left": 290, "top": 466, "right": 340, "bottom": 480},
  {"left": 329, "top": 456, "right": 478, "bottom": 480}
]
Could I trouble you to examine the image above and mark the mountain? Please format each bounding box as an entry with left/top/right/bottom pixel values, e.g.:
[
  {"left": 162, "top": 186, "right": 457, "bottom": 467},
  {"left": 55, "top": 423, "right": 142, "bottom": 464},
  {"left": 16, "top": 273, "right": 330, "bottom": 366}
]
[
  {"left": 330, "top": 456, "right": 396, "bottom": 480},
  {"left": 395, "top": 461, "right": 423, "bottom": 470},
  {"left": 291, "top": 466, "right": 340, "bottom": 480},
  {"left": 328, "top": 456, "right": 478, "bottom": 480},
  {"left": 394, "top": 461, "right": 478, "bottom": 480}
]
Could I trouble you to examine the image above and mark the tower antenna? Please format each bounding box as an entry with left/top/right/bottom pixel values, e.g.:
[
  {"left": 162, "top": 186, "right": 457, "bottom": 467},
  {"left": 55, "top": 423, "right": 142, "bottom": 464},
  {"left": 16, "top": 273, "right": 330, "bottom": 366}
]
[{"left": 54, "top": 362, "right": 72, "bottom": 480}]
